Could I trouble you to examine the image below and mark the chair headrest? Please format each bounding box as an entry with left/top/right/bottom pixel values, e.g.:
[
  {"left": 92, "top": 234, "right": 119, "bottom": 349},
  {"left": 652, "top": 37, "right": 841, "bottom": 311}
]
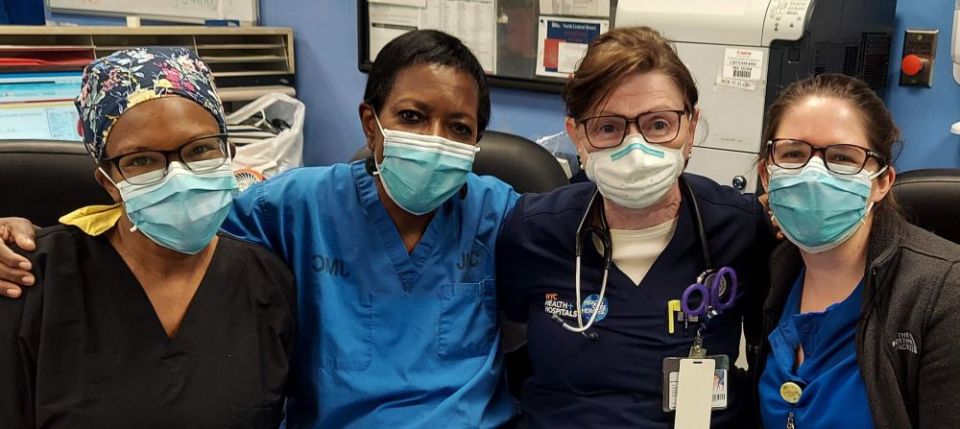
[
  {"left": 891, "top": 168, "right": 960, "bottom": 244},
  {"left": 0, "top": 140, "right": 113, "bottom": 227}
]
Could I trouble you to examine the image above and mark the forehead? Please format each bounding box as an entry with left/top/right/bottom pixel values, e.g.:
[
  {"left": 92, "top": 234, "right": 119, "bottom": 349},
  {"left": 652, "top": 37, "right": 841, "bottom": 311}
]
[
  {"left": 775, "top": 96, "right": 870, "bottom": 149},
  {"left": 594, "top": 71, "right": 685, "bottom": 116},
  {"left": 105, "top": 97, "right": 219, "bottom": 156},
  {"left": 384, "top": 63, "right": 479, "bottom": 112}
]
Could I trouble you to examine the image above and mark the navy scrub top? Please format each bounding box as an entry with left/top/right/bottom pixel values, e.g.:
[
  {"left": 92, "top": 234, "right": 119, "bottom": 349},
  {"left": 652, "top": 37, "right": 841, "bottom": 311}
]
[
  {"left": 759, "top": 272, "right": 874, "bottom": 429},
  {"left": 496, "top": 174, "right": 776, "bottom": 428}
]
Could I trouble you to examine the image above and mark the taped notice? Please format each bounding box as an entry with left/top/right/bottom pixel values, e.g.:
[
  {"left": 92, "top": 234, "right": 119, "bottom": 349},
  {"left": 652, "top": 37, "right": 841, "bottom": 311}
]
[{"left": 722, "top": 48, "right": 764, "bottom": 82}]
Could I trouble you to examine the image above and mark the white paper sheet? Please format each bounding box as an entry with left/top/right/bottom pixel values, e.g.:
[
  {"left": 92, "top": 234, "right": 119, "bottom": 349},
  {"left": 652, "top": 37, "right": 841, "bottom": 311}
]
[
  {"left": 421, "top": 0, "right": 443, "bottom": 29},
  {"left": 557, "top": 42, "right": 589, "bottom": 74},
  {"left": 539, "top": 0, "right": 611, "bottom": 18},
  {"left": 441, "top": 0, "right": 496, "bottom": 73},
  {"left": 368, "top": 3, "right": 421, "bottom": 60}
]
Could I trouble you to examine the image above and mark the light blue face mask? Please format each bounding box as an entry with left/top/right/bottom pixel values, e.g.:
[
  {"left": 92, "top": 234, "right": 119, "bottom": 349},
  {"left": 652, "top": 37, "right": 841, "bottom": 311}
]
[
  {"left": 108, "top": 162, "right": 239, "bottom": 254},
  {"left": 373, "top": 115, "right": 479, "bottom": 215},
  {"left": 767, "top": 157, "right": 886, "bottom": 254}
]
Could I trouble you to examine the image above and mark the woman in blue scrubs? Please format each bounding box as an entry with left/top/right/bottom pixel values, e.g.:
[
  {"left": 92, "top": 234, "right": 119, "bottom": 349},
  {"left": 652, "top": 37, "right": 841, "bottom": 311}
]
[
  {"left": 755, "top": 74, "right": 960, "bottom": 428},
  {"left": 496, "top": 27, "right": 776, "bottom": 428},
  {"left": 0, "top": 30, "right": 519, "bottom": 428}
]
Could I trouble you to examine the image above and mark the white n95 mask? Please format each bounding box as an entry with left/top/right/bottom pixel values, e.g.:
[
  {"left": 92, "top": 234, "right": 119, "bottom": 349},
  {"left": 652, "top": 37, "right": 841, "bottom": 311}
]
[{"left": 585, "top": 134, "right": 685, "bottom": 209}]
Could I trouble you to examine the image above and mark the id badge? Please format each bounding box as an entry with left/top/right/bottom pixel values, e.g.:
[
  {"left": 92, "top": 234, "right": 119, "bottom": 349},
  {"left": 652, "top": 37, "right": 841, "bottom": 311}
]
[{"left": 661, "top": 355, "right": 729, "bottom": 412}]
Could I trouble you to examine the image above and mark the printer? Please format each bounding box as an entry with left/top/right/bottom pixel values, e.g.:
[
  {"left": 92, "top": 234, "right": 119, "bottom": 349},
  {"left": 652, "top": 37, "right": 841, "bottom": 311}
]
[{"left": 616, "top": 0, "right": 897, "bottom": 192}]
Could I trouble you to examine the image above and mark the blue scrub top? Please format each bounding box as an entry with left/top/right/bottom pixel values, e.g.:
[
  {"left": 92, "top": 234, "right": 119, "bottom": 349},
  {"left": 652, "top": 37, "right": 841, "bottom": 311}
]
[
  {"left": 222, "top": 161, "right": 520, "bottom": 428},
  {"left": 759, "top": 272, "right": 874, "bottom": 429},
  {"left": 496, "top": 174, "right": 776, "bottom": 428}
]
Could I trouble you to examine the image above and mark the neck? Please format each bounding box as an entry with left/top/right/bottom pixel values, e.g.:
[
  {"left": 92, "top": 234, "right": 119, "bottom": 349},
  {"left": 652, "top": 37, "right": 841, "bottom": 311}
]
[
  {"left": 604, "top": 183, "right": 681, "bottom": 230},
  {"left": 108, "top": 215, "right": 215, "bottom": 278},
  {"left": 798, "top": 215, "right": 873, "bottom": 312},
  {"left": 375, "top": 177, "right": 435, "bottom": 253}
]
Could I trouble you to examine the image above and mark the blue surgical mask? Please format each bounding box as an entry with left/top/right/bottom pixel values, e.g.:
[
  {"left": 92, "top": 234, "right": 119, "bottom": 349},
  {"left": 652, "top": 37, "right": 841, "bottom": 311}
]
[
  {"left": 767, "top": 157, "right": 886, "bottom": 254},
  {"left": 107, "top": 162, "right": 239, "bottom": 254},
  {"left": 373, "top": 115, "right": 479, "bottom": 215}
]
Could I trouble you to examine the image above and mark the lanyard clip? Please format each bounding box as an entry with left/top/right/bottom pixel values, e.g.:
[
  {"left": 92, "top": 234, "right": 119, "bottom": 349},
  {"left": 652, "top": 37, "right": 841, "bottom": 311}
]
[{"left": 688, "top": 330, "right": 707, "bottom": 359}]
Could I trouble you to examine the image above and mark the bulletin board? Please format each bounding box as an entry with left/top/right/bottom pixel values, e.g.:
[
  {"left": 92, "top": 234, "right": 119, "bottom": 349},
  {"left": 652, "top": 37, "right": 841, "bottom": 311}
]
[{"left": 357, "top": 0, "right": 616, "bottom": 93}]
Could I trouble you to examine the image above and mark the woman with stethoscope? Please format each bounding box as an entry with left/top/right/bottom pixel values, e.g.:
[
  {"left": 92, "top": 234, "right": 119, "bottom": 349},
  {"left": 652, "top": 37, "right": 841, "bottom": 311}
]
[{"left": 495, "top": 26, "right": 777, "bottom": 428}]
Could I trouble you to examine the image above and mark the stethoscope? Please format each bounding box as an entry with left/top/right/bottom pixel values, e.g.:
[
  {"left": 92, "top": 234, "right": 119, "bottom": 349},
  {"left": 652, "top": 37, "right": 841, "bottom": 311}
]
[{"left": 552, "top": 176, "right": 717, "bottom": 340}]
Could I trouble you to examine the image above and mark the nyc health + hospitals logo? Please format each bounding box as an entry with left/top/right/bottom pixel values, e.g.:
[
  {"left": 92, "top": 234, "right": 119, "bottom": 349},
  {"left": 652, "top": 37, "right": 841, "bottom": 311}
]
[{"left": 543, "top": 293, "right": 609, "bottom": 322}]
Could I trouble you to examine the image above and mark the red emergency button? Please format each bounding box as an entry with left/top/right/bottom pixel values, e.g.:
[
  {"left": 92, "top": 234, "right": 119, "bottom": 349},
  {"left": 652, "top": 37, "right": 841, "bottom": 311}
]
[{"left": 901, "top": 54, "right": 925, "bottom": 76}]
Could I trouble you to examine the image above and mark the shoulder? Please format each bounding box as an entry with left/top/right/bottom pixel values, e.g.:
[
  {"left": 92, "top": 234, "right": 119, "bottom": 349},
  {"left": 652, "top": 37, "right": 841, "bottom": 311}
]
[
  {"left": 683, "top": 173, "right": 761, "bottom": 216},
  {"left": 875, "top": 218, "right": 960, "bottom": 321},
  {"left": 32, "top": 224, "right": 86, "bottom": 247},
  {"left": 897, "top": 222, "right": 960, "bottom": 265},
  {"left": 464, "top": 173, "right": 519, "bottom": 210},
  {"left": 22, "top": 225, "right": 93, "bottom": 268},
  {"left": 214, "top": 234, "right": 296, "bottom": 306},
  {"left": 246, "top": 164, "right": 352, "bottom": 199},
  {"left": 512, "top": 181, "right": 595, "bottom": 221},
  {"left": 215, "top": 233, "right": 293, "bottom": 276},
  {"left": 232, "top": 164, "right": 357, "bottom": 224}
]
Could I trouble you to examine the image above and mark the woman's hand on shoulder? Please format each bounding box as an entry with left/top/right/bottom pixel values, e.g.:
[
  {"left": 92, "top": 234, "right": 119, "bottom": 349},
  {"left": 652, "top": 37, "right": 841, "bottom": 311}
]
[
  {"left": 757, "top": 194, "right": 785, "bottom": 241},
  {"left": 0, "top": 218, "right": 38, "bottom": 298}
]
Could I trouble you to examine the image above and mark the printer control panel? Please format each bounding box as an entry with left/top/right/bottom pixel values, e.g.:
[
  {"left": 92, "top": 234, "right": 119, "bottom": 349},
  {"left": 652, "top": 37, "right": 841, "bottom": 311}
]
[{"left": 763, "top": 0, "right": 811, "bottom": 43}]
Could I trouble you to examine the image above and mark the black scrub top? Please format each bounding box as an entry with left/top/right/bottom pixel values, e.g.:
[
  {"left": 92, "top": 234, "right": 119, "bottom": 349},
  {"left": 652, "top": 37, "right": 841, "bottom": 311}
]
[
  {"left": 496, "top": 174, "right": 776, "bottom": 428},
  {"left": 0, "top": 225, "right": 296, "bottom": 428}
]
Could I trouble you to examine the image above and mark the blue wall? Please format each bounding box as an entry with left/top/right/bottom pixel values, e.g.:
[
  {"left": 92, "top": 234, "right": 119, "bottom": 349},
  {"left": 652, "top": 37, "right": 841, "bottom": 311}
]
[
  {"left": 45, "top": 0, "right": 960, "bottom": 169},
  {"left": 885, "top": 0, "right": 960, "bottom": 171}
]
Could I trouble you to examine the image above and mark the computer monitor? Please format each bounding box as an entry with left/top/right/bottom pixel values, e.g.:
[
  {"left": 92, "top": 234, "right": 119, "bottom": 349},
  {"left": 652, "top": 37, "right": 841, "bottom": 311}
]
[{"left": 0, "top": 71, "right": 83, "bottom": 142}]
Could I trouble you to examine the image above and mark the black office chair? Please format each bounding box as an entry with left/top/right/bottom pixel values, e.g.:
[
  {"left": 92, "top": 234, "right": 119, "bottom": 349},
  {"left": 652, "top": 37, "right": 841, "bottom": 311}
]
[
  {"left": 0, "top": 140, "right": 113, "bottom": 227},
  {"left": 350, "top": 130, "right": 570, "bottom": 194},
  {"left": 891, "top": 168, "right": 960, "bottom": 244}
]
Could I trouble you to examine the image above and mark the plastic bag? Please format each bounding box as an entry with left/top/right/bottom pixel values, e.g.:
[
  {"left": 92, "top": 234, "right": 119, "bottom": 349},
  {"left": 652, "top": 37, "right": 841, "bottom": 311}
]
[
  {"left": 535, "top": 130, "right": 580, "bottom": 177},
  {"left": 225, "top": 93, "right": 305, "bottom": 184}
]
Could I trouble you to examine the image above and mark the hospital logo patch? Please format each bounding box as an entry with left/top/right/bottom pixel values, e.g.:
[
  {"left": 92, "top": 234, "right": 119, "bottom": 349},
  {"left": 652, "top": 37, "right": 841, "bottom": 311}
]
[
  {"left": 543, "top": 293, "right": 610, "bottom": 323},
  {"left": 581, "top": 294, "right": 609, "bottom": 322},
  {"left": 544, "top": 293, "right": 578, "bottom": 319}
]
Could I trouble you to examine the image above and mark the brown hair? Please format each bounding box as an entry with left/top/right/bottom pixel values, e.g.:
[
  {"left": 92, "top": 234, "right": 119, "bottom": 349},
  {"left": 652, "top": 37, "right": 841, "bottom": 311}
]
[
  {"left": 759, "top": 73, "right": 901, "bottom": 211},
  {"left": 563, "top": 26, "right": 698, "bottom": 120}
]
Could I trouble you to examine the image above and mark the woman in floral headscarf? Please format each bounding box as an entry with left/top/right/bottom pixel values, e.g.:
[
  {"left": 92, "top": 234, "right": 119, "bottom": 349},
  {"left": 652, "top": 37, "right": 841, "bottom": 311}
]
[{"left": 0, "top": 47, "right": 296, "bottom": 428}]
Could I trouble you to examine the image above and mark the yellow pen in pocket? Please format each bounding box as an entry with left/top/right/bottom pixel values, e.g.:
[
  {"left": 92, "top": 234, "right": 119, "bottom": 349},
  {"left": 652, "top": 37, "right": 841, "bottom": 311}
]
[{"left": 667, "top": 299, "right": 681, "bottom": 334}]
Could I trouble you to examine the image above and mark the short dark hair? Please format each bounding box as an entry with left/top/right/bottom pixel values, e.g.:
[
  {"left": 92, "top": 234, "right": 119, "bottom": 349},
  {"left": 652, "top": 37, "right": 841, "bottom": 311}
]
[{"left": 363, "top": 30, "right": 490, "bottom": 137}]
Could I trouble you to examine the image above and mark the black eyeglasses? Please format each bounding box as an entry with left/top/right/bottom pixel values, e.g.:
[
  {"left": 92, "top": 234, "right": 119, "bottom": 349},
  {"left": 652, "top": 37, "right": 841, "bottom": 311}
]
[
  {"left": 579, "top": 110, "right": 686, "bottom": 149},
  {"left": 100, "top": 133, "right": 230, "bottom": 185},
  {"left": 766, "top": 139, "right": 886, "bottom": 175}
]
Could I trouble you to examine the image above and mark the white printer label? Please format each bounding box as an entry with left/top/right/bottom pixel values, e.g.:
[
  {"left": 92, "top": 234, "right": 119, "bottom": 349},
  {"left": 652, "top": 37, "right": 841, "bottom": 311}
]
[
  {"left": 717, "top": 77, "right": 758, "bottom": 92},
  {"left": 722, "top": 49, "right": 764, "bottom": 81}
]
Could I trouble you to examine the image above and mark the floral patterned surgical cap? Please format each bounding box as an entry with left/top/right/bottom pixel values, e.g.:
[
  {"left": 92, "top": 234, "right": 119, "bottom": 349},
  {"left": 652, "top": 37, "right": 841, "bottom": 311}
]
[{"left": 75, "top": 47, "right": 226, "bottom": 162}]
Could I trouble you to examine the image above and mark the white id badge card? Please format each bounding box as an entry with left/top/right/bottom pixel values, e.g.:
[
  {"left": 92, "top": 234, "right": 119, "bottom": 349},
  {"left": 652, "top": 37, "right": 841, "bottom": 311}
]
[
  {"left": 662, "top": 355, "right": 729, "bottom": 412},
  {"left": 674, "top": 358, "right": 716, "bottom": 429}
]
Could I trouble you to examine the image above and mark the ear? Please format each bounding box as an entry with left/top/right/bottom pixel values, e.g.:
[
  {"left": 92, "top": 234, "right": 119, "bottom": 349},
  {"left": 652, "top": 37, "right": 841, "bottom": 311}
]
[
  {"left": 758, "top": 159, "right": 771, "bottom": 192},
  {"left": 358, "top": 103, "right": 382, "bottom": 155},
  {"left": 872, "top": 165, "right": 896, "bottom": 204},
  {"left": 684, "top": 108, "right": 700, "bottom": 160},
  {"left": 566, "top": 117, "right": 589, "bottom": 165},
  {"left": 94, "top": 168, "right": 122, "bottom": 204}
]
